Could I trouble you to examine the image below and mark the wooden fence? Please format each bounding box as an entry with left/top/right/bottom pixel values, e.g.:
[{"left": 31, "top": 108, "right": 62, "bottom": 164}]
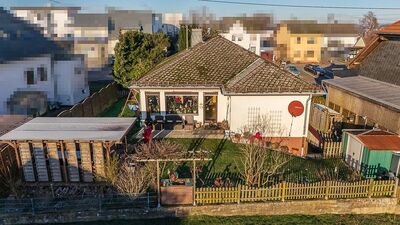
[
  {"left": 322, "top": 141, "right": 342, "bottom": 159},
  {"left": 195, "top": 179, "right": 398, "bottom": 205},
  {"left": 57, "top": 82, "right": 122, "bottom": 117}
]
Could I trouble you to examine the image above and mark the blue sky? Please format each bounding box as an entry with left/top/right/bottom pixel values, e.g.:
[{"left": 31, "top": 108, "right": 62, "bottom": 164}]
[{"left": 3, "top": 0, "right": 400, "bottom": 23}]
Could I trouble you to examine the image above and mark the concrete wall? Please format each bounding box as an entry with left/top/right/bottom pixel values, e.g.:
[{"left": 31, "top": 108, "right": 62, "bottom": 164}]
[{"left": 1, "top": 198, "right": 398, "bottom": 224}]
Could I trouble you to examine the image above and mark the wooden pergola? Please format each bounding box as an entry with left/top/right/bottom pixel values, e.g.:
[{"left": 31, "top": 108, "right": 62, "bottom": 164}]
[{"left": 136, "top": 157, "right": 211, "bottom": 207}]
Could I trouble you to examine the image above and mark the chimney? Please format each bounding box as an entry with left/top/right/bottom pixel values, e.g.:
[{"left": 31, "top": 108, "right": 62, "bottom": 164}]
[{"left": 191, "top": 28, "right": 203, "bottom": 47}]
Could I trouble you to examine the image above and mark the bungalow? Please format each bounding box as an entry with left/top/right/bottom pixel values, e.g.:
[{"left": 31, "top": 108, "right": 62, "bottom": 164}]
[
  {"left": 131, "top": 36, "right": 322, "bottom": 155},
  {"left": 342, "top": 129, "right": 400, "bottom": 178}
]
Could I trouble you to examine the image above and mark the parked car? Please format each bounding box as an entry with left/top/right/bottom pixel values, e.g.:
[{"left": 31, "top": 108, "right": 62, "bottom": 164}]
[
  {"left": 286, "top": 64, "right": 300, "bottom": 76},
  {"left": 304, "top": 64, "right": 333, "bottom": 77}
]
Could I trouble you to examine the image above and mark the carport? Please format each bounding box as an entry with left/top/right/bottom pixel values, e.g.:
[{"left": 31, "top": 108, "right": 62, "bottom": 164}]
[{"left": 0, "top": 117, "right": 136, "bottom": 183}]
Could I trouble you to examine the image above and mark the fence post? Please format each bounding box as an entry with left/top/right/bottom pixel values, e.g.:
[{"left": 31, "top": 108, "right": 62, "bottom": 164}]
[
  {"left": 392, "top": 178, "right": 399, "bottom": 198},
  {"left": 281, "top": 181, "right": 286, "bottom": 202},
  {"left": 98, "top": 196, "right": 102, "bottom": 212},
  {"left": 30, "top": 198, "right": 35, "bottom": 215},
  {"left": 237, "top": 185, "right": 241, "bottom": 204},
  {"left": 325, "top": 181, "right": 330, "bottom": 200},
  {"left": 147, "top": 192, "right": 150, "bottom": 209},
  {"left": 368, "top": 179, "right": 374, "bottom": 198}
]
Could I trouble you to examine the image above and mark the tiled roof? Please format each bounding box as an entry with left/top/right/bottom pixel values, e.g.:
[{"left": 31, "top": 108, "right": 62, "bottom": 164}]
[
  {"left": 0, "top": 8, "right": 62, "bottom": 63},
  {"left": 133, "top": 36, "right": 319, "bottom": 94},
  {"left": 378, "top": 21, "right": 400, "bottom": 34},
  {"left": 285, "top": 23, "right": 359, "bottom": 35}
]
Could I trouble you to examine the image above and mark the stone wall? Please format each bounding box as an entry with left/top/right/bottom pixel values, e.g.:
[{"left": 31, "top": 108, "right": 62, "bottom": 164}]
[{"left": 1, "top": 198, "right": 399, "bottom": 225}]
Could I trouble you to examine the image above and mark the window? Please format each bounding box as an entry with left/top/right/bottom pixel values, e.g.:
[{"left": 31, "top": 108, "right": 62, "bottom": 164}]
[
  {"left": 37, "top": 66, "right": 47, "bottom": 81},
  {"left": 90, "top": 47, "right": 95, "bottom": 51},
  {"left": 36, "top": 13, "right": 42, "bottom": 20},
  {"left": 25, "top": 69, "right": 35, "bottom": 85},
  {"left": 294, "top": 50, "right": 301, "bottom": 58},
  {"left": 296, "top": 37, "right": 301, "bottom": 44},
  {"left": 166, "top": 93, "right": 198, "bottom": 114},
  {"left": 237, "top": 35, "right": 243, "bottom": 41},
  {"left": 305, "top": 50, "right": 314, "bottom": 58},
  {"left": 250, "top": 46, "right": 256, "bottom": 53},
  {"left": 307, "top": 37, "right": 316, "bottom": 44},
  {"left": 231, "top": 35, "right": 236, "bottom": 41},
  {"left": 74, "top": 67, "right": 82, "bottom": 75},
  {"left": 145, "top": 93, "right": 160, "bottom": 114}
]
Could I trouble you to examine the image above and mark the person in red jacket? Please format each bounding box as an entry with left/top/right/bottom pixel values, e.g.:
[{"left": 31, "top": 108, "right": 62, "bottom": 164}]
[{"left": 143, "top": 121, "right": 153, "bottom": 144}]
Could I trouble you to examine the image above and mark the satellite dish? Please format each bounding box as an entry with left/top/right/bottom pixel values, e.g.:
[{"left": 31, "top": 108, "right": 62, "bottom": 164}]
[{"left": 288, "top": 101, "right": 304, "bottom": 117}]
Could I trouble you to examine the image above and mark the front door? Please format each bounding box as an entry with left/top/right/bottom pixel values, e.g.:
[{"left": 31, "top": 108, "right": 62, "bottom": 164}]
[{"left": 204, "top": 94, "right": 218, "bottom": 123}]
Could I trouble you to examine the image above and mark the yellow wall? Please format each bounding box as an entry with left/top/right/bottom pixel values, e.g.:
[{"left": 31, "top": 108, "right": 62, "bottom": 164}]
[{"left": 275, "top": 24, "right": 323, "bottom": 63}]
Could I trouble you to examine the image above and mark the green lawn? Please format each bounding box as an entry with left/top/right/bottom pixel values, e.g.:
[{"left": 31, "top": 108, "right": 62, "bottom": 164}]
[
  {"left": 55, "top": 214, "right": 400, "bottom": 225},
  {"left": 166, "top": 138, "right": 357, "bottom": 186}
]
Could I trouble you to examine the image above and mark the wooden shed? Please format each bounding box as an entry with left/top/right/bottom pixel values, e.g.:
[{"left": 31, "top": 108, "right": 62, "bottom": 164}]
[
  {"left": 309, "top": 103, "right": 342, "bottom": 133},
  {"left": 342, "top": 129, "right": 400, "bottom": 178},
  {"left": 0, "top": 117, "right": 136, "bottom": 183}
]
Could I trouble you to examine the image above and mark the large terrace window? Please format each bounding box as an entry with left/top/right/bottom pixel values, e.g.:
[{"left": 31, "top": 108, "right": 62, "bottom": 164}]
[{"left": 166, "top": 93, "right": 198, "bottom": 114}]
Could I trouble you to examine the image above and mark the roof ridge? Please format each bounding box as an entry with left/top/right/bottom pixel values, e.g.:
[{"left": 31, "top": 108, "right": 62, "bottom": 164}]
[{"left": 225, "top": 58, "right": 263, "bottom": 86}]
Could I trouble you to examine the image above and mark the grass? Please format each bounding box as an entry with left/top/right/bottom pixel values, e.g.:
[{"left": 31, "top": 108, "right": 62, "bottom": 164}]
[
  {"left": 166, "top": 138, "right": 356, "bottom": 185},
  {"left": 54, "top": 214, "right": 400, "bottom": 225}
]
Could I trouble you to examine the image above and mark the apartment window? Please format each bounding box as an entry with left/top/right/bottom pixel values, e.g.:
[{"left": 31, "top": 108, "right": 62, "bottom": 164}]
[
  {"left": 36, "top": 13, "right": 42, "bottom": 20},
  {"left": 37, "top": 66, "right": 47, "bottom": 81},
  {"left": 294, "top": 50, "right": 301, "bottom": 58},
  {"left": 305, "top": 50, "right": 315, "bottom": 58},
  {"left": 90, "top": 47, "right": 95, "bottom": 51},
  {"left": 307, "top": 37, "right": 316, "bottom": 44},
  {"left": 25, "top": 69, "right": 35, "bottom": 85},
  {"left": 250, "top": 46, "right": 256, "bottom": 53},
  {"left": 231, "top": 35, "right": 236, "bottom": 41},
  {"left": 237, "top": 35, "right": 243, "bottom": 41},
  {"left": 166, "top": 93, "right": 198, "bottom": 114},
  {"left": 296, "top": 37, "right": 301, "bottom": 44}
]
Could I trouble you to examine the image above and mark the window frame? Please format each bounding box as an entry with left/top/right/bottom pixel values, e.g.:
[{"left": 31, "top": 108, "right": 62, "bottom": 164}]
[
  {"left": 165, "top": 92, "right": 199, "bottom": 115},
  {"left": 37, "top": 66, "right": 47, "bottom": 82},
  {"left": 145, "top": 92, "right": 161, "bottom": 114},
  {"left": 25, "top": 69, "right": 35, "bottom": 85},
  {"left": 305, "top": 50, "right": 315, "bottom": 58},
  {"left": 296, "top": 37, "right": 301, "bottom": 44},
  {"left": 307, "top": 37, "right": 316, "bottom": 44}
]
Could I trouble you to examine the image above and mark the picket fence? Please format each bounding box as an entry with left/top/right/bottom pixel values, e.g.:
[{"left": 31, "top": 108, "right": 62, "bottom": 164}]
[
  {"left": 322, "top": 141, "right": 342, "bottom": 159},
  {"left": 195, "top": 179, "right": 398, "bottom": 205}
]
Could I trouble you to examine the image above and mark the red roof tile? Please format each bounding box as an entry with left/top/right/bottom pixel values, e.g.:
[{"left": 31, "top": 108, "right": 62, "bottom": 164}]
[{"left": 379, "top": 21, "right": 400, "bottom": 34}]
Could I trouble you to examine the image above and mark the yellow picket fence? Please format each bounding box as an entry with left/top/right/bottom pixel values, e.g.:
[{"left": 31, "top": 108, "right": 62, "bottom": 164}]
[
  {"left": 322, "top": 141, "right": 342, "bottom": 159},
  {"left": 195, "top": 179, "right": 398, "bottom": 205}
]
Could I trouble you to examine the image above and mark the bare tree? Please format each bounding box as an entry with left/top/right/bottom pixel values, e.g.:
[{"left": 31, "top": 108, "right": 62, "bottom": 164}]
[
  {"left": 238, "top": 142, "right": 292, "bottom": 187},
  {"left": 359, "top": 11, "right": 379, "bottom": 38}
]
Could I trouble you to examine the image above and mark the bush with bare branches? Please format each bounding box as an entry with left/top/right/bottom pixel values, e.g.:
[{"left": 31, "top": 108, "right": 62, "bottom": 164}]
[{"left": 238, "top": 142, "right": 292, "bottom": 187}]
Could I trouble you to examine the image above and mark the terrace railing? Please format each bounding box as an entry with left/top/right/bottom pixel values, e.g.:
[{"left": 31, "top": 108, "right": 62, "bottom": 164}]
[{"left": 195, "top": 179, "right": 398, "bottom": 205}]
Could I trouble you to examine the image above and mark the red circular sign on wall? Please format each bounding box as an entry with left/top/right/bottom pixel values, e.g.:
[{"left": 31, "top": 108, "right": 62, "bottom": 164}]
[{"left": 288, "top": 101, "right": 304, "bottom": 117}]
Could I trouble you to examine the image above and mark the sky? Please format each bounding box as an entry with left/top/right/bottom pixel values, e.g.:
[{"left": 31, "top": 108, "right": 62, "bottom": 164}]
[{"left": 2, "top": 0, "right": 400, "bottom": 24}]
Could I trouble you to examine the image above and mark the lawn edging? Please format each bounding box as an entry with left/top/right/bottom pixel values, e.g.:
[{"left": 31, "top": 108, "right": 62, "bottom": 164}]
[{"left": 1, "top": 198, "right": 399, "bottom": 225}]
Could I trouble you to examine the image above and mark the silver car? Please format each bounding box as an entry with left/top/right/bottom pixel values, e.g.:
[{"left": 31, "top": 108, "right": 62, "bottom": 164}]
[{"left": 286, "top": 64, "right": 301, "bottom": 76}]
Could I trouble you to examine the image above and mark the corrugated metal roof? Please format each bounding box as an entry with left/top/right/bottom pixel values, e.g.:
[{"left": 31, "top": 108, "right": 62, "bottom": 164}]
[
  {"left": 357, "top": 134, "right": 400, "bottom": 151},
  {"left": 323, "top": 76, "right": 400, "bottom": 112},
  {"left": 0, "top": 117, "right": 136, "bottom": 142}
]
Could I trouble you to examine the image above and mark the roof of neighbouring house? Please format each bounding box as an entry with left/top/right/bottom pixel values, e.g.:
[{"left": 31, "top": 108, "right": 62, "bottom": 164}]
[
  {"left": 378, "top": 21, "right": 400, "bottom": 35},
  {"left": 283, "top": 22, "right": 359, "bottom": 35},
  {"left": 132, "top": 36, "right": 319, "bottom": 94},
  {"left": 0, "top": 115, "right": 31, "bottom": 136},
  {"left": 355, "top": 130, "right": 400, "bottom": 151},
  {"left": 0, "top": 8, "right": 62, "bottom": 63},
  {"left": 323, "top": 76, "right": 400, "bottom": 112},
  {"left": 220, "top": 15, "right": 274, "bottom": 33},
  {"left": 72, "top": 13, "right": 108, "bottom": 28},
  {"left": 108, "top": 9, "right": 153, "bottom": 39},
  {"left": 0, "top": 117, "right": 137, "bottom": 142},
  {"left": 10, "top": 6, "right": 81, "bottom": 11}
]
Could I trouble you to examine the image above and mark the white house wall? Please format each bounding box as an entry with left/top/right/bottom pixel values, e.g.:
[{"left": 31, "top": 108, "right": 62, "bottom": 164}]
[
  {"left": 345, "top": 135, "right": 364, "bottom": 171},
  {"left": 228, "top": 94, "right": 312, "bottom": 137},
  {"left": 0, "top": 56, "right": 54, "bottom": 114},
  {"left": 54, "top": 58, "right": 89, "bottom": 105}
]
